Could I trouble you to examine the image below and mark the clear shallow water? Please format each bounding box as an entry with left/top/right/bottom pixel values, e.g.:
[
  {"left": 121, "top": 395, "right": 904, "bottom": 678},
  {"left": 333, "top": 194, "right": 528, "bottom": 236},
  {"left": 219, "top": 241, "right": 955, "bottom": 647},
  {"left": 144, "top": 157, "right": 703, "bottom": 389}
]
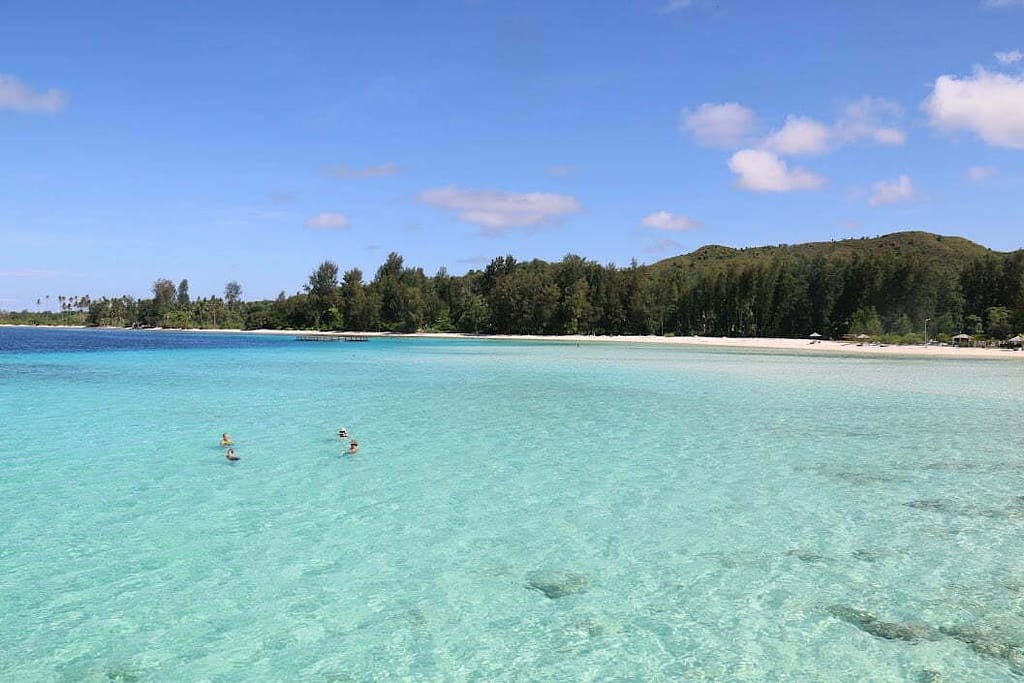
[{"left": 2, "top": 327, "right": 1024, "bottom": 682}]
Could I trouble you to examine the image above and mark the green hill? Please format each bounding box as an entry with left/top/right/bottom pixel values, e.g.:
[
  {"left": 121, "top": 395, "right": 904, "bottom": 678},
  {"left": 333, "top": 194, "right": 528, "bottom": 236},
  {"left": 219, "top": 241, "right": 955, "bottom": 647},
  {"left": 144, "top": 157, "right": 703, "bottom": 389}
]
[{"left": 653, "top": 231, "right": 995, "bottom": 274}]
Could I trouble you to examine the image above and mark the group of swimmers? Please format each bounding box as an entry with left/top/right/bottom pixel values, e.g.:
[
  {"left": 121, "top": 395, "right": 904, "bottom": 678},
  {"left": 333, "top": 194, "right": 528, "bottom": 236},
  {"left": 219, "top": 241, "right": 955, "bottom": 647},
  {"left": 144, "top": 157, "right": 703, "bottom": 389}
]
[
  {"left": 221, "top": 433, "right": 239, "bottom": 461},
  {"left": 218, "top": 429, "right": 359, "bottom": 462},
  {"left": 338, "top": 427, "right": 359, "bottom": 454}
]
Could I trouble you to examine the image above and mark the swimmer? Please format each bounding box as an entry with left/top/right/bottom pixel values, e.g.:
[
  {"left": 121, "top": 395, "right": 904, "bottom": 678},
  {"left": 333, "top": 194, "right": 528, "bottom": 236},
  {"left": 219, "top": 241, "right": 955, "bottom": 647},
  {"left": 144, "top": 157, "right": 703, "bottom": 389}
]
[
  {"left": 347, "top": 440, "right": 359, "bottom": 454},
  {"left": 338, "top": 427, "right": 349, "bottom": 439},
  {"left": 226, "top": 448, "right": 240, "bottom": 461},
  {"left": 221, "top": 433, "right": 233, "bottom": 447}
]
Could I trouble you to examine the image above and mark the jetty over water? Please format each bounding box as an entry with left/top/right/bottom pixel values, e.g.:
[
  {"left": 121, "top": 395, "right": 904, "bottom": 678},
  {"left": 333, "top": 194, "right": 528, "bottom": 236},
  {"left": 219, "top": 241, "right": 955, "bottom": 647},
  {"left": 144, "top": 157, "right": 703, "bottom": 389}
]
[{"left": 296, "top": 334, "right": 369, "bottom": 343}]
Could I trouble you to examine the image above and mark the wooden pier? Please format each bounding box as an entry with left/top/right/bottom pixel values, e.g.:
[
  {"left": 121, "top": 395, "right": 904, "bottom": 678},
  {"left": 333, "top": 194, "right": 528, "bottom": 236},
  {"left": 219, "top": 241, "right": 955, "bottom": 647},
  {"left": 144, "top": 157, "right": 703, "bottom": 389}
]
[{"left": 296, "top": 334, "right": 369, "bottom": 343}]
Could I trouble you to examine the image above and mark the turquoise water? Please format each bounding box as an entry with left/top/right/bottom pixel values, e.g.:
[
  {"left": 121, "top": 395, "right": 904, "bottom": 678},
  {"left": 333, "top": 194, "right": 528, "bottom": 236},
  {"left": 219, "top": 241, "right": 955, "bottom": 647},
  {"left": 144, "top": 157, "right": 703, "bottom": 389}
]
[{"left": 2, "top": 328, "right": 1024, "bottom": 682}]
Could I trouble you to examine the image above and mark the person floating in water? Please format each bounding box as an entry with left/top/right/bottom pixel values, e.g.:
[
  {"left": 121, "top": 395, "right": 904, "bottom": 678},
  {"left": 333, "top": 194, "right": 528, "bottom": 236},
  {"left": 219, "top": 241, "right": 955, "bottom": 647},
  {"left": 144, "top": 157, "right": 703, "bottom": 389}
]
[
  {"left": 338, "top": 427, "right": 349, "bottom": 439},
  {"left": 226, "top": 448, "right": 240, "bottom": 461},
  {"left": 347, "top": 440, "right": 359, "bottom": 454},
  {"left": 221, "top": 433, "right": 233, "bottom": 447}
]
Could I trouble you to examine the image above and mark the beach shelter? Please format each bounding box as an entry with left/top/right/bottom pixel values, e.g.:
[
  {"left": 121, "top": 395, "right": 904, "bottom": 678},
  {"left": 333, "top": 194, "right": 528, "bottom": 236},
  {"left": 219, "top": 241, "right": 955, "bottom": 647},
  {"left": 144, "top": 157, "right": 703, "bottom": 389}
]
[
  {"left": 809, "top": 332, "right": 822, "bottom": 338},
  {"left": 1008, "top": 335, "right": 1024, "bottom": 348},
  {"left": 951, "top": 333, "right": 972, "bottom": 347},
  {"left": 856, "top": 334, "right": 870, "bottom": 340}
]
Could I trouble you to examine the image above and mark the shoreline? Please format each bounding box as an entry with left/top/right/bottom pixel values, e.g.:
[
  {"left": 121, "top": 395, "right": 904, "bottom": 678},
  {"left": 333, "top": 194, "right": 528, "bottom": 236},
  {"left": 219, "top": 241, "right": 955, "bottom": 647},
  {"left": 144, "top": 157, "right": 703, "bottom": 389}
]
[{"left": 4, "top": 323, "right": 1023, "bottom": 360}]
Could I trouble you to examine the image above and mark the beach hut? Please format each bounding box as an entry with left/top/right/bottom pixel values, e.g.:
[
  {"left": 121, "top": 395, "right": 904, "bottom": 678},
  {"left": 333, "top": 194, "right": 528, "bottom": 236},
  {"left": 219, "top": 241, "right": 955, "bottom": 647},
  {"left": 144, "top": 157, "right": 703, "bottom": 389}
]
[
  {"left": 951, "top": 333, "right": 972, "bottom": 347},
  {"left": 809, "top": 332, "right": 822, "bottom": 344},
  {"left": 1008, "top": 335, "right": 1024, "bottom": 349}
]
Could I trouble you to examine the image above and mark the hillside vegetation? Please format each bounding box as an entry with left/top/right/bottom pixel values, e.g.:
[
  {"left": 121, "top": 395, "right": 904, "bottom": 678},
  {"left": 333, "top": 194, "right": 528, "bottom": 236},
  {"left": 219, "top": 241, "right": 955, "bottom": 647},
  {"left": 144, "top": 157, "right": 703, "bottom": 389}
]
[{"left": 5, "top": 231, "right": 1023, "bottom": 342}]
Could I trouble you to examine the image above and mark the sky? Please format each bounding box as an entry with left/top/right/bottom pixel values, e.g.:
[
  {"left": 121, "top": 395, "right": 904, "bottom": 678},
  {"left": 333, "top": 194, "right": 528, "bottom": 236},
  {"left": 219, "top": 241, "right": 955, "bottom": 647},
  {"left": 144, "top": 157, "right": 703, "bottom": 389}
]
[{"left": 2, "top": 0, "right": 1024, "bottom": 310}]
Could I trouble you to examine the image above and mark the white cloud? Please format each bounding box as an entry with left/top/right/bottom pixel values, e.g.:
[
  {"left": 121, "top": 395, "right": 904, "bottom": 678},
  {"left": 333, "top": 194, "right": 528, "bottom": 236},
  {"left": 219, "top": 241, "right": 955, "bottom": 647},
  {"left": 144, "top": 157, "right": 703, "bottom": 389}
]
[
  {"left": 727, "top": 149, "right": 825, "bottom": 192},
  {"left": 995, "top": 49, "right": 1023, "bottom": 65},
  {"left": 681, "top": 102, "right": 758, "bottom": 148},
  {"left": 923, "top": 68, "right": 1024, "bottom": 149},
  {"left": 326, "top": 163, "right": 402, "bottom": 178},
  {"left": 419, "top": 186, "right": 581, "bottom": 232},
  {"left": 751, "top": 97, "right": 903, "bottom": 157},
  {"left": 967, "top": 166, "right": 997, "bottom": 182},
  {"left": 985, "top": 0, "right": 1024, "bottom": 7},
  {"left": 869, "top": 175, "right": 915, "bottom": 206},
  {"left": 641, "top": 211, "right": 701, "bottom": 231},
  {"left": 761, "top": 116, "right": 831, "bottom": 155},
  {"left": 834, "top": 96, "right": 905, "bottom": 146},
  {"left": 0, "top": 74, "right": 68, "bottom": 114},
  {"left": 305, "top": 212, "right": 349, "bottom": 229}
]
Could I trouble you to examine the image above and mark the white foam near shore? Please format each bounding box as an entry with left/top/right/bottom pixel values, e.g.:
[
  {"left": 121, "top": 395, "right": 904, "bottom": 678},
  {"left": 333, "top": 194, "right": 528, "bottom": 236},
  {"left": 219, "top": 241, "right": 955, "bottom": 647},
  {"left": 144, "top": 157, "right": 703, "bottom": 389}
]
[{"left": 5, "top": 324, "right": 1021, "bottom": 360}]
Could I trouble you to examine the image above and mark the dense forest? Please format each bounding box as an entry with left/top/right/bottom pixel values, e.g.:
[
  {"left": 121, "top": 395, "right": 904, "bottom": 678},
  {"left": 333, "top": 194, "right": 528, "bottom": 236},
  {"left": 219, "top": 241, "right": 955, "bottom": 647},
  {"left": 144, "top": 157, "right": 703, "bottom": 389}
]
[{"left": 4, "top": 232, "right": 1023, "bottom": 342}]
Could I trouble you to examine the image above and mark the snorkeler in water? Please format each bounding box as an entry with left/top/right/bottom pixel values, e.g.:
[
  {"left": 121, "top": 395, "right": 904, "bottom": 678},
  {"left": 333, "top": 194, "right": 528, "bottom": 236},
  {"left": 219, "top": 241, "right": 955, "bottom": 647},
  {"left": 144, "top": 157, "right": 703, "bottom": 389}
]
[
  {"left": 226, "top": 448, "right": 240, "bottom": 461},
  {"left": 221, "top": 433, "right": 233, "bottom": 447}
]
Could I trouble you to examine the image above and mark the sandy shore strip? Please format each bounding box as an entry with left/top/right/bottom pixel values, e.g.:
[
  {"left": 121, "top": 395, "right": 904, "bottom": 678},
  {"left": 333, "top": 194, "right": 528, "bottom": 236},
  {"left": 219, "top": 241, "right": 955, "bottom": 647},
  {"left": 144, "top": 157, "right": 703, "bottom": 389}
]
[{"left": 5, "top": 324, "right": 1023, "bottom": 360}]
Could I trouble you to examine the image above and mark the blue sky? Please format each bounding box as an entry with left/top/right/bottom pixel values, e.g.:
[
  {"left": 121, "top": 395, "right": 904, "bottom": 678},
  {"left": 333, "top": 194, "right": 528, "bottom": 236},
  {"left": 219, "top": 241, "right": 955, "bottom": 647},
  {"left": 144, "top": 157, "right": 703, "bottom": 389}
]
[{"left": 2, "top": 0, "right": 1024, "bottom": 310}]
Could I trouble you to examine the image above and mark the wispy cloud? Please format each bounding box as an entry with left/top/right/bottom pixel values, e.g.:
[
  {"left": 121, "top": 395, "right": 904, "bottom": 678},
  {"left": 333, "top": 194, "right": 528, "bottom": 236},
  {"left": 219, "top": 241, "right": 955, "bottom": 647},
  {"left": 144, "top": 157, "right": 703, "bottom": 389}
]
[
  {"left": 0, "top": 74, "right": 68, "bottom": 114},
  {"left": 728, "top": 149, "right": 825, "bottom": 192},
  {"left": 547, "top": 164, "right": 576, "bottom": 177},
  {"left": 645, "top": 238, "right": 684, "bottom": 254},
  {"left": 641, "top": 211, "right": 701, "bottom": 231},
  {"left": 419, "top": 186, "right": 581, "bottom": 233},
  {"left": 984, "top": 0, "right": 1024, "bottom": 8},
  {"left": 305, "top": 212, "right": 349, "bottom": 229},
  {"left": 832, "top": 96, "right": 905, "bottom": 146},
  {"left": 923, "top": 68, "right": 1024, "bottom": 149},
  {"left": 660, "top": 0, "right": 693, "bottom": 12},
  {"left": 967, "top": 166, "right": 997, "bottom": 182},
  {"left": 325, "top": 163, "right": 402, "bottom": 179},
  {"left": 681, "top": 102, "right": 758, "bottom": 149},
  {"left": 0, "top": 268, "right": 60, "bottom": 279},
  {"left": 869, "top": 175, "right": 915, "bottom": 206},
  {"left": 995, "top": 49, "right": 1023, "bottom": 65}
]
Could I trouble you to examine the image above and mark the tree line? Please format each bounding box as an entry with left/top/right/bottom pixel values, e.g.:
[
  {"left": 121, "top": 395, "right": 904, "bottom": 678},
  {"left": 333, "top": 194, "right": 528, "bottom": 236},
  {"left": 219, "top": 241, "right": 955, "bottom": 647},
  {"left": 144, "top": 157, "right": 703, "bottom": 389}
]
[{"left": 4, "top": 232, "right": 1022, "bottom": 342}]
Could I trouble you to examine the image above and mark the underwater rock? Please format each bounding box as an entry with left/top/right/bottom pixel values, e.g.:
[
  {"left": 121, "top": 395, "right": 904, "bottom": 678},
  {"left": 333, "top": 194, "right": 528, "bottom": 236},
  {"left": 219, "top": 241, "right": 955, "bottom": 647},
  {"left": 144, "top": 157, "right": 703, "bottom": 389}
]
[
  {"left": 862, "top": 620, "right": 941, "bottom": 642},
  {"left": 852, "top": 548, "right": 884, "bottom": 563},
  {"left": 903, "top": 499, "right": 1016, "bottom": 520},
  {"left": 525, "top": 570, "right": 590, "bottom": 599},
  {"left": 940, "top": 626, "right": 1024, "bottom": 673},
  {"left": 787, "top": 549, "right": 829, "bottom": 563},
  {"left": 827, "top": 604, "right": 877, "bottom": 626},
  {"left": 826, "top": 605, "right": 939, "bottom": 642},
  {"left": 904, "top": 499, "right": 950, "bottom": 511}
]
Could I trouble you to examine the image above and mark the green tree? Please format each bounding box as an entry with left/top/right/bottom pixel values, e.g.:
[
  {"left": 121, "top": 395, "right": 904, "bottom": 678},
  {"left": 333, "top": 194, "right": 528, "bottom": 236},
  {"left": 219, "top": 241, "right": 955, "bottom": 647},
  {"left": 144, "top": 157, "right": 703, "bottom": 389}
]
[
  {"left": 985, "top": 306, "right": 1012, "bottom": 340},
  {"left": 305, "top": 261, "right": 340, "bottom": 329},
  {"left": 850, "top": 306, "right": 883, "bottom": 337},
  {"left": 224, "top": 281, "right": 242, "bottom": 308},
  {"left": 177, "top": 279, "right": 190, "bottom": 307}
]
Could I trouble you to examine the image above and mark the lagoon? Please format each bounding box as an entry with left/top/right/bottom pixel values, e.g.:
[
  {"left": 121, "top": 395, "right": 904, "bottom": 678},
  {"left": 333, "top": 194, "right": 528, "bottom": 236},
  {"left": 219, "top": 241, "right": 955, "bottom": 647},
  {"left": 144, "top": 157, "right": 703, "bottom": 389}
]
[{"left": 2, "top": 327, "right": 1023, "bottom": 681}]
